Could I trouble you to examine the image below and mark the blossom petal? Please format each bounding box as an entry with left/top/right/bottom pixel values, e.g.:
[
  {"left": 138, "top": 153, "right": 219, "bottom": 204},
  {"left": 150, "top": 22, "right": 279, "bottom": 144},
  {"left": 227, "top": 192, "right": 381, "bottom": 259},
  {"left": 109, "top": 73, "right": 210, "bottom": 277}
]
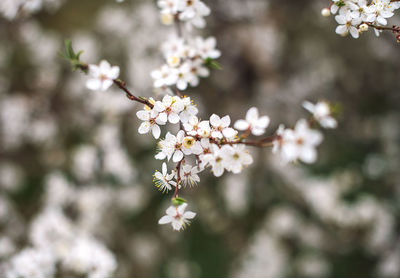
[
  {"left": 152, "top": 125, "right": 161, "bottom": 139},
  {"left": 234, "top": 120, "right": 249, "bottom": 131},
  {"left": 158, "top": 215, "right": 173, "bottom": 224}
]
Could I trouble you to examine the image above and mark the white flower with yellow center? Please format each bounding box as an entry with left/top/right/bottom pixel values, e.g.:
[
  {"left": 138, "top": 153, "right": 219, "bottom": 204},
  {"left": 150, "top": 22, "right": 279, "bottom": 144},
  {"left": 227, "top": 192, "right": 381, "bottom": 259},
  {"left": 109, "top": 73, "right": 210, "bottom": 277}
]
[
  {"left": 182, "top": 136, "right": 202, "bottom": 155},
  {"left": 153, "top": 163, "right": 177, "bottom": 193}
]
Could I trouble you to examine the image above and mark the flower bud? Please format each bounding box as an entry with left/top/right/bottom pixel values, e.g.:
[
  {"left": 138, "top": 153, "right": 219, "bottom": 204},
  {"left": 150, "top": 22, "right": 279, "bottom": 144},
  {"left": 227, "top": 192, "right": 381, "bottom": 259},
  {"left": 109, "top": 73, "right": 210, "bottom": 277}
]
[
  {"left": 321, "top": 8, "right": 331, "bottom": 17},
  {"left": 359, "top": 23, "right": 368, "bottom": 32}
]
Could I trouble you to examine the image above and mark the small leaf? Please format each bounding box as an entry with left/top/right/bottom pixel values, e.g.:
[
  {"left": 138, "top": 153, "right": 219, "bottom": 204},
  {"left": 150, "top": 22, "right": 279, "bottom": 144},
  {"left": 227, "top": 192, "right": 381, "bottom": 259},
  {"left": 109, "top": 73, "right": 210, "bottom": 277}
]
[
  {"left": 172, "top": 197, "right": 187, "bottom": 206},
  {"left": 204, "top": 57, "right": 223, "bottom": 70},
  {"left": 75, "top": 50, "right": 84, "bottom": 60}
]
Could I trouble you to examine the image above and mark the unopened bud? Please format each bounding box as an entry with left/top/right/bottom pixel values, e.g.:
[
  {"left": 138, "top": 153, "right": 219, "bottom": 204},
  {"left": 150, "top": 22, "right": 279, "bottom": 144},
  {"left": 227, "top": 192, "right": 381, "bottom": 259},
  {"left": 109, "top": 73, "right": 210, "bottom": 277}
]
[
  {"left": 359, "top": 23, "right": 369, "bottom": 32},
  {"left": 321, "top": 8, "right": 331, "bottom": 17}
]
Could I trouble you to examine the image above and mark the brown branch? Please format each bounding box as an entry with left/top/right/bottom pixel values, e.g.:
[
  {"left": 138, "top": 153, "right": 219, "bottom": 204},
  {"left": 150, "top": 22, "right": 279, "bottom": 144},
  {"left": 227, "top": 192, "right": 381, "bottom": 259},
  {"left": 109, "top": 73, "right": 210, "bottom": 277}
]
[
  {"left": 113, "top": 79, "right": 154, "bottom": 108},
  {"left": 174, "top": 13, "right": 183, "bottom": 38},
  {"left": 173, "top": 159, "right": 184, "bottom": 198},
  {"left": 214, "top": 134, "right": 278, "bottom": 148},
  {"left": 367, "top": 23, "right": 400, "bottom": 32}
]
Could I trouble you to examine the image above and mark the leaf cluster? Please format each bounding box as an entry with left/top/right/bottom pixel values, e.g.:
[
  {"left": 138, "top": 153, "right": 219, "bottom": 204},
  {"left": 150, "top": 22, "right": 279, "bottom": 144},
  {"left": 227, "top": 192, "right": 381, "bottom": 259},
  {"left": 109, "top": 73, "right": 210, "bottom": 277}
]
[{"left": 60, "top": 40, "right": 87, "bottom": 73}]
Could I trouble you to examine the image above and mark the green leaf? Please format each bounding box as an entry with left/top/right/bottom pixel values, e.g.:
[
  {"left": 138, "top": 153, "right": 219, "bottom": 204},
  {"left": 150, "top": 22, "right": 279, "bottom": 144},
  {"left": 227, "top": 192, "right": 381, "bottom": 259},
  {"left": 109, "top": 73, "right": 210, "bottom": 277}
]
[
  {"left": 204, "top": 57, "right": 223, "bottom": 70},
  {"left": 336, "top": 0, "right": 345, "bottom": 7},
  {"left": 61, "top": 40, "right": 88, "bottom": 73},
  {"left": 172, "top": 197, "right": 187, "bottom": 206}
]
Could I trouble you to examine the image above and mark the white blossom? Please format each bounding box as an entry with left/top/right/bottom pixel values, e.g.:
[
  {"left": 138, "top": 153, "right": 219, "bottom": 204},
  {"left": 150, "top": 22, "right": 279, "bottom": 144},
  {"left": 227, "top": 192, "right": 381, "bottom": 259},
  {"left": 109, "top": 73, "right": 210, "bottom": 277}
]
[
  {"left": 153, "top": 162, "right": 177, "bottom": 192},
  {"left": 275, "top": 119, "right": 323, "bottom": 164},
  {"left": 179, "top": 97, "right": 198, "bottom": 123},
  {"left": 136, "top": 109, "right": 166, "bottom": 139},
  {"left": 180, "top": 164, "right": 201, "bottom": 187},
  {"left": 5, "top": 248, "right": 56, "bottom": 278},
  {"left": 154, "top": 95, "right": 184, "bottom": 124},
  {"left": 158, "top": 203, "right": 196, "bottom": 231},
  {"left": 210, "top": 114, "right": 237, "bottom": 139},
  {"left": 223, "top": 145, "right": 253, "bottom": 174},
  {"left": 86, "top": 60, "right": 120, "bottom": 91},
  {"left": 303, "top": 101, "right": 337, "bottom": 129},
  {"left": 151, "top": 64, "right": 178, "bottom": 88},
  {"left": 234, "top": 107, "right": 270, "bottom": 136},
  {"left": 193, "top": 36, "right": 221, "bottom": 59}
]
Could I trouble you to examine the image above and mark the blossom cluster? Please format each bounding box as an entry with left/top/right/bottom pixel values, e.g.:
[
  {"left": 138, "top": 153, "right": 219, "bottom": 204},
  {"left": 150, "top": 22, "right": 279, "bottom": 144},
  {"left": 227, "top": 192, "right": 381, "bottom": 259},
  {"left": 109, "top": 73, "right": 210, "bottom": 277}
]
[
  {"left": 157, "top": 0, "right": 210, "bottom": 29},
  {"left": 151, "top": 36, "right": 221, "bottom": 91},
  {"left": 322, "top": 0, "right": 400, "bottom": 39},
  {"left": 77, "top": 0, "right": 339, "bottom": 231},
  {"left": 85, "top": 55, "right": 336, "bottom": 230}
]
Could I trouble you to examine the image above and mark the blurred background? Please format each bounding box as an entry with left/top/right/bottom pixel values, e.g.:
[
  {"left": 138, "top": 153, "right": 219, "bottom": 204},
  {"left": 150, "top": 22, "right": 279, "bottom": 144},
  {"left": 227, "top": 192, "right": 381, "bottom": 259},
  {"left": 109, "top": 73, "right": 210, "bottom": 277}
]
[{"left": 1, "top": 0, "right": 400, "bottom": 277}]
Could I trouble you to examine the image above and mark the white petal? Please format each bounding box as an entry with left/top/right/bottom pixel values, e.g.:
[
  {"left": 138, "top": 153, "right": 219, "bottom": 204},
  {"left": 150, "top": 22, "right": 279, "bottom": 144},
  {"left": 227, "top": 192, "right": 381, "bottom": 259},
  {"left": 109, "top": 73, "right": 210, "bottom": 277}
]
[
  {"left": 213, "top": 165, "right": 224, "bottom": 177},
  {"left": 177, "top": 203, "right": 188, "bottom": 215},
  {"left": 157, "top": 112, "right": 168, "bottom": 124},
  {"left": 251, "top": 127, "right": 265, "bottom": 136},
  {"left": 302, "top": 101, "right": 315, "bottom": 113},
  {"left": 177, "top": 80, "right": 188, "bottom": 90},
  {"left": 300, "top": 147, "right": 317, "bottom": 164},
  {"left": 220, "top": 115, "right": 231, "bottom": 127},
  {"left": 152, "top": 125, "right": 161, "bottom": 139},
  {"left": 136, "top": 110, "right": 150, "bottom": 121},
  {"left": 172, "top": 220, "right": 182, "bottom": 230},
  {"left": 86, "top": 79, "right": 101, "bottom": 91},
  {"left": 173, "top": 150, "right": 184, "bottom": 162},
  {"left": 246, "top": 107, "right": 259, "bottom": 122},
  {"left": 234, "top": 120, "right": 249, "bottom": 131},
  {"left": 158, "top": 215, "right": 173, "bottom": 224},
  {"left": 349, "top": 26, "right": 359, "bottom": 39},
  {"left": 99, "top": 60, "right": 111, "bottom": 71},
  {"left": 154, "top": 101, "right": 165, "bottom": 112},
  {"left": 101, "top": 79, "right": 113, "bottom": 91},
  {"left": 256, "top": 116, "right": 270, "bottom": 129},
  {"left": 109, "top": 66, "right": 120, "bottom": 79},
  {"left": 168, "top": 113, "right": 180, "bottom": 124},
  {"left": 183, "top": 211, "right": 196, "bottom": 219},
  {"left": 209, "top": 114, "right": 220, "bottom": 127},
  {"left": 335, "top": 15, "right": 347, "bottom": 25},
  {"left": 222, "top": 128, "right": 236, "bottom": 138},
  {"left": 138, "top": 122, "right": 150, "bottom": 134},
  {"left": 336, "top": 25, "right": 348, "bottom": 35},
  {"left": 155, "top": 172, "right": 163, "bottom": 180}
]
